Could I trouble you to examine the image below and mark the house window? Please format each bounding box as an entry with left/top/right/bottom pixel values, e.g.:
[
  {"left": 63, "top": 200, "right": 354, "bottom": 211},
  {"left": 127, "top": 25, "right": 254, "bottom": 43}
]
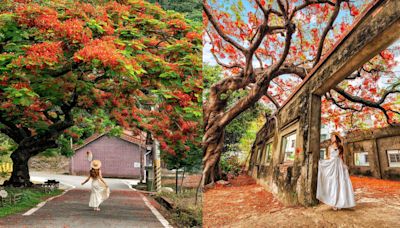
[
  {"left": 387, "top": 150, "right": 400, "bottom": 168},
  {"left": 320, "top": 148, "right": 326, "bottom": 160},
  {"left": 282, "top": 132, "right": 296, "bottom": 162},
  {"left": 354, "top": 152, "right": 369, "bottom": 166},
  {"left": 256, "top": 147, "right": 263, "bottom": 164},
  {"left": 264, "top": 143, "right": 272, "bottom": 164}
]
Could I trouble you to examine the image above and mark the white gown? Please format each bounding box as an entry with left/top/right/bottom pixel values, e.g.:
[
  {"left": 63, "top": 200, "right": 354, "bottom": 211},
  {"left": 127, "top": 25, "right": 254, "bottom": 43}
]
[
  {"left": 89, "top": 178, "right": 110, "bottom": 208},
  {"left": 317, "top": 146, "right": 356, "bottom": 208}
]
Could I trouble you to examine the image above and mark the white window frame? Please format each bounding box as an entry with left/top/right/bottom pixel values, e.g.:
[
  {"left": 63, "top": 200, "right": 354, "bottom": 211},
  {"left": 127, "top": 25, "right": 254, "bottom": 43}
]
[
  {"left": 354, "top": 151, "right": 369, "bottom": 167},
  {"left": 320, "top": 148, "right": 327, "bottom": 160},
  {"left": 282, "top": 131, "right": 296, "bottom": 162},
  {"left": 387, "top": 150, "right": 400, "bottom": 168},
  {"left": 264, "top": 142, "right": 272, "bottom": 165}
]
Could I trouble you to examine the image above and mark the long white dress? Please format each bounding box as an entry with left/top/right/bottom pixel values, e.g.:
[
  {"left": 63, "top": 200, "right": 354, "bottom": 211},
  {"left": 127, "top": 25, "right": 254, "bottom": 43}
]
[
  {"left": 89, "top": 178, "right": 110, "bottom": 208},
  {"left": 317, "top": 145, "right": 356, "bottom": 208}
]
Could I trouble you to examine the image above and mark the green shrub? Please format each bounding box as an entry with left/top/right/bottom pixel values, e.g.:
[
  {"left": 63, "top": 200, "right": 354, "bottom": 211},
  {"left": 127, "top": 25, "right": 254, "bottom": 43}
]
[{"left": 221, "top": 153, "right": 242, "bottom": 177}]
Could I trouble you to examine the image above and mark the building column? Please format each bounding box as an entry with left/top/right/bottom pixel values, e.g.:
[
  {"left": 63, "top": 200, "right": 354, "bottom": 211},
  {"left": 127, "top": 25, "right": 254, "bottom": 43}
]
[
  {"left": 306, "top": 94, "right": 321, "bottom": 205},
  {"left": 372, "top": 139, "right": 383, "bottom": 179}
]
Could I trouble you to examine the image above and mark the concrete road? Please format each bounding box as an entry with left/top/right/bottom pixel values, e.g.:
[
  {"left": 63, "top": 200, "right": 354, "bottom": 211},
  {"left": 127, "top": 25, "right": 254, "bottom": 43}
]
[
  {"left": 0, "top": 173, "right": 170, "bottom": 228},
  {"left": 0, "top": 189, "right": 167, "bottom": 228},
  {"left": 30, "top": 172, "right": 140, "bottom": 190}
]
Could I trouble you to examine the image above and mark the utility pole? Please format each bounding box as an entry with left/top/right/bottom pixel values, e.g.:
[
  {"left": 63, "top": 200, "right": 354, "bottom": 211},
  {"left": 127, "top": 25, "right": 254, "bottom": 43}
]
[
  {"left": 150, "top": 103, "right": 162, "bottom": 192},
  {"left": 153, "top": 138, "right": 162, "bottom": 192}
]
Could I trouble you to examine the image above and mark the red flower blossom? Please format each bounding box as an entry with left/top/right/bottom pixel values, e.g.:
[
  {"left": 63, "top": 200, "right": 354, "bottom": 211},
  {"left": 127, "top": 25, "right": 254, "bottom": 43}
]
[
  {"left": 61, "top": 19, "right": 92, "bottom": 44},
  {"left": 381, "top": 50, "right": 394, "bottom": 60},
  {"left": 185, "top": 32, "right": 201, "bottom": 40},
  {"left": 16, "top": 41, "right": 64, "bottom": 69},
  {"left": 73, "top": 37, "right": 129, "bottom": 69},
  {"left": 167, "top": 19, "right": 188, "bottom": 31}
]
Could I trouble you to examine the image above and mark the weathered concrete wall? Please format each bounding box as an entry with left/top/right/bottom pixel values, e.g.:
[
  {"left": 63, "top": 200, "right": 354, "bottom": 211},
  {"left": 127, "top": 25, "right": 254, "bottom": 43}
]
[
  {"left": 249, "top": 0, "right": 400, "bottom": 206},
  {"left": 346, "top": 139, "right": 379, "bottom": 178},
  {"left": 344, "top": 127, "right": 400, "bottom": 180}
]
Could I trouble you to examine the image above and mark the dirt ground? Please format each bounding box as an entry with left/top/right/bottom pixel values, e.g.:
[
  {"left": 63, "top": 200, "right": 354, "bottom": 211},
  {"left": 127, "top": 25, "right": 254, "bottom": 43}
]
[
  {"left": 203, "top": 175, "right": 400, "bottom": 228},
  {"left": 162, "top": 172, "right": 202, "bottom": 188},
  {"left": 29, "top": 155, "right": 70, "bottom": 174}
]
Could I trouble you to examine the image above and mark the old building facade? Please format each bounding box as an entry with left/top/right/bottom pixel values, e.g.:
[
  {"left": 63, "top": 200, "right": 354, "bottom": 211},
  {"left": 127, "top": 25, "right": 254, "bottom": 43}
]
[
  {"left": 248, "top": 0, "right": 400, "bottom": 206},
  {"left": 343, "top": 127, "right": 400, "bottom": 180}
]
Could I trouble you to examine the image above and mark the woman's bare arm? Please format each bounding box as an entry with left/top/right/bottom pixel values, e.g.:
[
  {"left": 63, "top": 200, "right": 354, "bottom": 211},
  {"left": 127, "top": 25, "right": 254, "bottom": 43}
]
[{"left": 81, "top": 176, "right": 90, "bottom": 185}]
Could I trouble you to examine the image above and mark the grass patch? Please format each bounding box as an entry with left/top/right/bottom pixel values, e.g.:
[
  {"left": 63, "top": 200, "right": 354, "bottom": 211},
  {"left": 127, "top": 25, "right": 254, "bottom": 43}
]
[
  {"left": 0, "top": 187, "right": 63, "bottom": 218},
  {"left": 157, "top": 178, "right": 202, "bottom": 227}
]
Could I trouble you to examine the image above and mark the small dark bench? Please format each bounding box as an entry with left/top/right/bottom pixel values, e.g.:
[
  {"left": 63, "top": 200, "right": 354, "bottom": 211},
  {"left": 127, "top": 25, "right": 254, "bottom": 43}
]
[{"left": 42, "top": 180, "right": 60, "bottom": 193}]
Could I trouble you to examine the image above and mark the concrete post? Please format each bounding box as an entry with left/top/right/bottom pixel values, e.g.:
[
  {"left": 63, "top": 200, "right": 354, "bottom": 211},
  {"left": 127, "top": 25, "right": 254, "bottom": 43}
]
[
  {"left": 153, "top": 139, "right": 162, "bottom": 192},
  {"left": 306, "top": 94, "right": 321, "bottom": 205}
]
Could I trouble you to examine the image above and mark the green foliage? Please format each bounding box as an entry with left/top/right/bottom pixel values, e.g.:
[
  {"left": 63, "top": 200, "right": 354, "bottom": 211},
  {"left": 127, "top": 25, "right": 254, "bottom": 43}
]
[
  {"left": 0, "top": 187, "right": 62, "bottom": 218},
  {"left": 238, "top": 115, "right": 266, "bottom": 162},
  {"left": 220, "top": 153, "right": 241, "bottom": 176},
  {"left": 162, "top": 139, "right": 202, "bottom": 173},
  {"left": 203, "top": 64, "right": 271, "bottom": 157},
  {"left": 0, "top": 0, "right": 202, "bottom": 164},
  {"left": 203, "top": 64, "right": 223, "bottom": 99},
  {"left": 148, "top": 0, "right": 202, "bottom": 22},
  {"left": 157, "top": 188, "right": 202, "bottom": 227},
  {"left": 0, "top": 134, "right": 16, "bottom": 161}
]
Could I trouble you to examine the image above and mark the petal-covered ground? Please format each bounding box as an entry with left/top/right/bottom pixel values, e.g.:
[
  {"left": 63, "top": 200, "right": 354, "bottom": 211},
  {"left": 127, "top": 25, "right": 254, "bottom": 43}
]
[{"left": 204, "top": 175, "right": 400, "bottom": 228}]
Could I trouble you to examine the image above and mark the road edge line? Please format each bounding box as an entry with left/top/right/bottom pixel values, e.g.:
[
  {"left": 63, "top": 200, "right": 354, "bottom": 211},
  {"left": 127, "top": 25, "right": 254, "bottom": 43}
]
[
  {"left": 122, "top": 180, "right": 172, "bottom": 228},
  {"left": 22, "top": 182, "right": 75, "bottom": 216}
]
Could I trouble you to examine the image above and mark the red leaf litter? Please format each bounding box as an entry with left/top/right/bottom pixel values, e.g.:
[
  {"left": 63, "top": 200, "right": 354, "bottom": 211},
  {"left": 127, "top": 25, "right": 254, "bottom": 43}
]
[
  {"left": 162, "top": 174, "right": 201, "bottom": 188},
  {"left": 203, "top": 175, "right": 285, "bottom": 227},
  {"left": 203, "top": 175, "right": 400, "bottom": 227},
  {"left": 350, "top": 176, "right": 400, "bottom": 198}
]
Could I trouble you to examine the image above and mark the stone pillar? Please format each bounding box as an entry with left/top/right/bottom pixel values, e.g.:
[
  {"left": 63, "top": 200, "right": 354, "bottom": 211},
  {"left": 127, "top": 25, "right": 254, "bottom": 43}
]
[
  {"left": 372, "top": 139, "right": 383, "bottom": 179},
  {"left": 305, "top": 94, "right": 321, "bottom": 205}
]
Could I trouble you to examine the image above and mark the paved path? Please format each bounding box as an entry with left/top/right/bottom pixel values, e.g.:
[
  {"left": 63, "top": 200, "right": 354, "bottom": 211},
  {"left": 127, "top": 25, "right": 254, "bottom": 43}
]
[
  {"left": 0, "top": 190, "right": 165, "bottom": 228},
  {"left": 0, "top": 173, "right": 169, "bottom": 228}
]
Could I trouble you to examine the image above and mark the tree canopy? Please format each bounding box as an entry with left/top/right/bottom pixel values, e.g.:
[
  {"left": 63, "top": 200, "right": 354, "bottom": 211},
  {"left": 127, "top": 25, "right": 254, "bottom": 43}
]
[
  {"left": 148, "top": 0, "right": 202, "bottom": 22},
  {"left": 0, "top": 0, "right": 202, "bottom": 186}
]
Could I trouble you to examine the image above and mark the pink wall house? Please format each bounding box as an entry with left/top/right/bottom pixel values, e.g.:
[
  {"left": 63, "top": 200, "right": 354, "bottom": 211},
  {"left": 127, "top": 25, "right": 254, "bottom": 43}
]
[{"left": 70, "top": 133, "right": 146, "bottom": 178}]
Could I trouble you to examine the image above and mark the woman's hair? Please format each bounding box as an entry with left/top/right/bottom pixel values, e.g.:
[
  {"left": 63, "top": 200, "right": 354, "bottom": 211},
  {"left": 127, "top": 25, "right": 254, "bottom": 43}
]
[
  {"left": 332, "top": 134, "right": 344, "bottom": 156},
  {"left": 90, "top": 168, "right": 100, "bottom": 178}
]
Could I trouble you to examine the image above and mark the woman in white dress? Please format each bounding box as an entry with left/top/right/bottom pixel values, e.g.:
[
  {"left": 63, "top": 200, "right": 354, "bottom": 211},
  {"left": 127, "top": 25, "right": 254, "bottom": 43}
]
[
  {"left": 317, "top": 133, "right": 356, "bottom": 210},
  {"left": 81, "top": 160, "right": 110, "bottom": 211}
]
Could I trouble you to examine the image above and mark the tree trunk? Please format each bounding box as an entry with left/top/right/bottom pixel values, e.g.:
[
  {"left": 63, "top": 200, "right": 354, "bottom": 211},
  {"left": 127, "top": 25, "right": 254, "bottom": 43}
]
[
  {"left": 202, "top": 129, "right": 224, "bottom": 185},
  {"left": 179, "top": 167, "right": 185, "bottom": 193},
  {"left": 3, "top": 148, "right": 32, "bottom": 187},
  {"left": 175, "top": 168, "right": 179, "bottom": 194},
  {"left": 3, "top": 136, "right": 60, "bottom": 187},
  {"left": 201, "top": 73, "right": 271, "bottom": 187}
]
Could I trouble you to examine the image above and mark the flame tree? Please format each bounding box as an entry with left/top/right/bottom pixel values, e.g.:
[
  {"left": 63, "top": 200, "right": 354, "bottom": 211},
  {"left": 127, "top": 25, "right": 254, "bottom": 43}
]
[
  {"left": 0, "top": 0, "right": 202, "bottom": 187},
  {"left": 203, "top": 0, "right": 399, "bottom": 185}
]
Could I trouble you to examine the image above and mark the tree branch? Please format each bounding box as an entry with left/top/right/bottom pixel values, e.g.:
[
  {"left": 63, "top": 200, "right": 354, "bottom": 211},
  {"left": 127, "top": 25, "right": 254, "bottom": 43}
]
[
  {"left": 206, "top": 30, "right": 244, "bottom": 70},
  {"left": 314, "top": 0, "right": 342, "bottom": 66},
  {"left": 266, "top": 93, "right": 281, "bottom": 108},
  {"left": 203, "top": 2, "right": 247, "bottom": 53},
  {"left": 333, "top": 87, "right": 400, "bottom": 126}
]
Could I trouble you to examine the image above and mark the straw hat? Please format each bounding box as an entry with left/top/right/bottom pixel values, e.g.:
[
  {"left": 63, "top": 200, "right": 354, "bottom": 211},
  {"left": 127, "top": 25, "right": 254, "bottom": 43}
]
[{"left": 91, "top": 160, "right": 102, "bottom": 169}]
